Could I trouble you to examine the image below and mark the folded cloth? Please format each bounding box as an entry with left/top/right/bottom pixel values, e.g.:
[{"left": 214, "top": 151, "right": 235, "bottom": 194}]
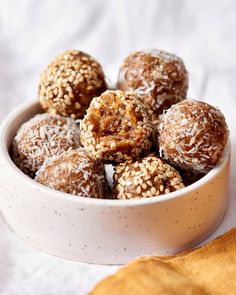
[{"left": 89, "top": 227, "right": 236, "bottom": 295}]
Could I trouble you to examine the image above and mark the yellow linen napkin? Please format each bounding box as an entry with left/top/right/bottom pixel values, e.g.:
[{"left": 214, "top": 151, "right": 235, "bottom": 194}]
[{"left": 90, "top": 228, "right": 236, "bottom": 295}]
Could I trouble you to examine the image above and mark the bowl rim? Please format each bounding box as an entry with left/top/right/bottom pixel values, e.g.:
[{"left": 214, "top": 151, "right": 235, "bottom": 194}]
[{"left": 0, "top": 99, "right": 231, "bottom": 207}]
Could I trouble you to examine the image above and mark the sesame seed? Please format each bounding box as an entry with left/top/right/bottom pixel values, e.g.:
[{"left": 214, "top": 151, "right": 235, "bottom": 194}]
[
  {"left": 141, "top": 183, "right": 147, "bottom": 190},
  {"left": 136, "top": 186, "right": 142, "bottom": 194},
  {"left": 147, "top": 190, "right": 153, "bottom": 197},
  {"left": 151, "top": 187, "right": 156, "bottom": 195}
]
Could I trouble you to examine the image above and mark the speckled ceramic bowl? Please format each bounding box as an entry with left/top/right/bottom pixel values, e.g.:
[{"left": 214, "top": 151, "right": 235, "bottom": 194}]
[{"left": 0, "top": 100, "right": 231, "bottom": 265}]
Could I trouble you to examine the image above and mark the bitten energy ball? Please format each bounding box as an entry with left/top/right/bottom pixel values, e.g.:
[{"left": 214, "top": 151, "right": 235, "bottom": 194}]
[
  {"left": 80, "top": 90, "right": 154, "bottom": 163},
  {"left": 35, "top": 148, "right": 107, "bottom": 198},
  {"left": 117, "top": 49, "right": 188, "bottom": 118},
  {"left": 11, "top": 113, "right": 80, "bottom": 177},
  {"left": 39, "top": 50, "right": 107, "bottom": 119},
  {"left": 113, "top": 154, "right": 184, "bottom": 200},
  {"left": 158, "top": 100, "right": 229, "bottom": 174}
]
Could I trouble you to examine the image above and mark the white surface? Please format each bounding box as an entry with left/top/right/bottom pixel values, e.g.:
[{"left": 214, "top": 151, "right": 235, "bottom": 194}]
[{"left": 0, "top": 0, "right": 235, "bottom": 294}]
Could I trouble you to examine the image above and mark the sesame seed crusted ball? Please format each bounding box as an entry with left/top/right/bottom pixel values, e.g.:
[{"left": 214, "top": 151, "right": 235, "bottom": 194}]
[
  {"left": 113, "top": 154, "right": 185, "bottom": 200},
  {"left": 39, "top": 50, "right": 107, "bottom": 119},
  {"left": 11, "top": 113, "right": 80, "bottom": 177},
  {"left": 35, "top": 148, "right": 107, "bottom": 198},
  {"left": 158, "top": 100, "right": 229, "bottom": 174},
  {"left": 117, "top": 49, "right": 188, "bottom": 119},
  {"left": 80, "top": 90, "right": 154, "bottom": 163}
]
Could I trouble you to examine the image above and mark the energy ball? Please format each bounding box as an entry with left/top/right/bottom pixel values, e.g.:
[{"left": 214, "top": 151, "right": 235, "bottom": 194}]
[
  {"left": 11, "top": 113, "right": 80, "bottom": 177},
  {"left": 35, "top": 148, "right": 107, "bottom": 198},
  {"left": 158, "top": 100, "right": 229, "bottom": 174},
  {"left": 113, "top": 154, "right": 185, "bottom": 200},
  {"left": 178, "top": 168, "right": 204, "bottom": 186},
  {"left": 80, "top": 90, "right": 154, "bottom": 163},
  {"left": 117, "top": 49, "right": 188, "bottom": 119},
  {"left": 39, "top": 50, "right": 107, "bottom": 119}
]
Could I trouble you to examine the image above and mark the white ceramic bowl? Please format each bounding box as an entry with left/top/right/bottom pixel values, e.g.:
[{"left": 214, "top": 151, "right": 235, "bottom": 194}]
[{"left": 0, "top": 100, "right": 231, "bottom": 265}]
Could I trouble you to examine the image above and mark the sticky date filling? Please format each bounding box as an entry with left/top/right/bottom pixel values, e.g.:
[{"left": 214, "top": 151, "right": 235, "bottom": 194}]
[{"left": 90, "top": 104, "right": 143, "bottom": 142}]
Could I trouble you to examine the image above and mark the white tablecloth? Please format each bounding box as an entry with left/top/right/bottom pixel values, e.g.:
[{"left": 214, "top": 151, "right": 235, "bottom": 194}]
[{"left": 0, "top": 1, "right": 236, "bottom": 294}]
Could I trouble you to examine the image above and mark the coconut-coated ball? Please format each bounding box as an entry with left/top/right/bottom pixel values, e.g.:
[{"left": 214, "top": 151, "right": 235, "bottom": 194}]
[
  {"left": 39, "top": 50, "right": 107, "bottom": 119},
  {"left": 113, "top": 154, "right": 185, "bottom": 200},
  {"left": 158, "top": 100, "right": 229, "bottom": 174},
  {"left": 35, "top": 148, "right": 107, "bottom": 198},
  {"left": 117, "top": 49, "right": 188, "bottom": 119},
  {"left": 11, "top": 113, "right": 80, "bottom": 177},
  {"left": 80, "top": 90, "right": 154, "bottom": 163}
]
